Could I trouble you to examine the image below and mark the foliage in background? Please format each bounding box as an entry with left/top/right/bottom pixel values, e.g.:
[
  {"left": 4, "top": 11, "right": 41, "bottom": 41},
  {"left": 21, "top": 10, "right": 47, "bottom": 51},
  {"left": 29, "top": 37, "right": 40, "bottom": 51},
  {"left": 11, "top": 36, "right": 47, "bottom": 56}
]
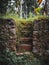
[
  {"left": 0, "top": 0, "right": 9, "bottom": 14},
  {"left": 0, "top": 0, "right": 47, "bottom": 18}
]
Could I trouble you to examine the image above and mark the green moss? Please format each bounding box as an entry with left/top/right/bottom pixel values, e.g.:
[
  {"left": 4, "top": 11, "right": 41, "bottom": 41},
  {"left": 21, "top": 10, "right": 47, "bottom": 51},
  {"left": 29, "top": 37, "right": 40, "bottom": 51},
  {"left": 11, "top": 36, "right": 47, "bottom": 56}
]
[{"left": 0, "top": 14, "right": 49, "bottom": 24}]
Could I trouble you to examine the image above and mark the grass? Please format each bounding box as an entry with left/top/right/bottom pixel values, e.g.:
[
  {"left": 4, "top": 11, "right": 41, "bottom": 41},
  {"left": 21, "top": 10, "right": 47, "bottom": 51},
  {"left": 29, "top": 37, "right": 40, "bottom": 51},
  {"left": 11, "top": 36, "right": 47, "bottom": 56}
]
[{"left": 0, "top": 13, "right": 49, "bottom": 24}]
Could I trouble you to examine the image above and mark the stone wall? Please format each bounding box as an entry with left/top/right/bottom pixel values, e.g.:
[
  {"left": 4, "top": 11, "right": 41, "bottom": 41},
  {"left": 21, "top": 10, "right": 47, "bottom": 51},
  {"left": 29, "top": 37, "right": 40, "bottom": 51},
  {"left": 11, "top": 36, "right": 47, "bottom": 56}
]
[
  {"left": 0, "top": 17, "right": 49, "bottom": 54},
  {"left": 32, "top": 18, "right": 49, "bottom": 56},
  {"left": 0, "top": 19, "right": 17, "bottom": 51}
]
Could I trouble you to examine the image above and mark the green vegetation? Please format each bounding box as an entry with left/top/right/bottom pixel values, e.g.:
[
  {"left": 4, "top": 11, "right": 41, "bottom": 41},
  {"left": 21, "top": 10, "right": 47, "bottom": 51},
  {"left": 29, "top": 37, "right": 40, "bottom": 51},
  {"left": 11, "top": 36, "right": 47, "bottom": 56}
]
[
  {"left": 0, "top": 13, "right": 49, "bottom": 65},
  {"left": 0, "top": 0, "right": 49, "bottom": 65},
  {"left": 0, "top": 14, "right": 48, "bottom": 23},
  {"left": 0, "top": 48, "right": 41, "bottom": 65}
]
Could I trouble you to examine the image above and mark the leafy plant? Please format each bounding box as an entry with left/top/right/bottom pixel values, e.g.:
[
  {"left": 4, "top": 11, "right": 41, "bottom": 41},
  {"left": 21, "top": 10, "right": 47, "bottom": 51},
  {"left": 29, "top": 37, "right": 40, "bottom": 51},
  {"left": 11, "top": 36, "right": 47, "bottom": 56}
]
[{"left": 0, "top": 48, "right": 41, "bottom": 65}]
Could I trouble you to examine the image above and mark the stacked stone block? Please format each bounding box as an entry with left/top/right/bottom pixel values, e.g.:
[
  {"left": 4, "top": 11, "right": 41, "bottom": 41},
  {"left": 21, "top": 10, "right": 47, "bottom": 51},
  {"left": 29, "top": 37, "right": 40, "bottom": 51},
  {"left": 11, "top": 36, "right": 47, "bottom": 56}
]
[
  {"left": 32, "top": 18, "right": 49, "bottom": 55},
  {"left": 0, "top": 19, "right": 17, "bottom": 51}
]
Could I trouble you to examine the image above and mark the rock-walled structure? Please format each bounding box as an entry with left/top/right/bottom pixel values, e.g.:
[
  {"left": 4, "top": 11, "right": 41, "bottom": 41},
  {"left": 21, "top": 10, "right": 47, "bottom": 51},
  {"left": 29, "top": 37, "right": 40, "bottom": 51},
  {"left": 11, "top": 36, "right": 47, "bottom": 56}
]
[
  {"left": 0, "top": 19, "right": 17, "bottom": 51},
  {"left": 32, "top": 18, "right": 49, "bottom": 56},
  {"left": 0, "top": 17, "right": 49, "bottom": 55}
]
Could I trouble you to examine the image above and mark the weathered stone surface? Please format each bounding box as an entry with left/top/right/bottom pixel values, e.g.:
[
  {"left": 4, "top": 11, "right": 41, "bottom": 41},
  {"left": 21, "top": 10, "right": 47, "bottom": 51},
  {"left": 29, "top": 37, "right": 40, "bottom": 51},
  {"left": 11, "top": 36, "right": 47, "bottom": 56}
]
[
  {"left": 0, "top": 19, "right": 17, "bottom": 51},
  {"left": 32, "top": 18, "right": 49, "bottom": 55}
]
